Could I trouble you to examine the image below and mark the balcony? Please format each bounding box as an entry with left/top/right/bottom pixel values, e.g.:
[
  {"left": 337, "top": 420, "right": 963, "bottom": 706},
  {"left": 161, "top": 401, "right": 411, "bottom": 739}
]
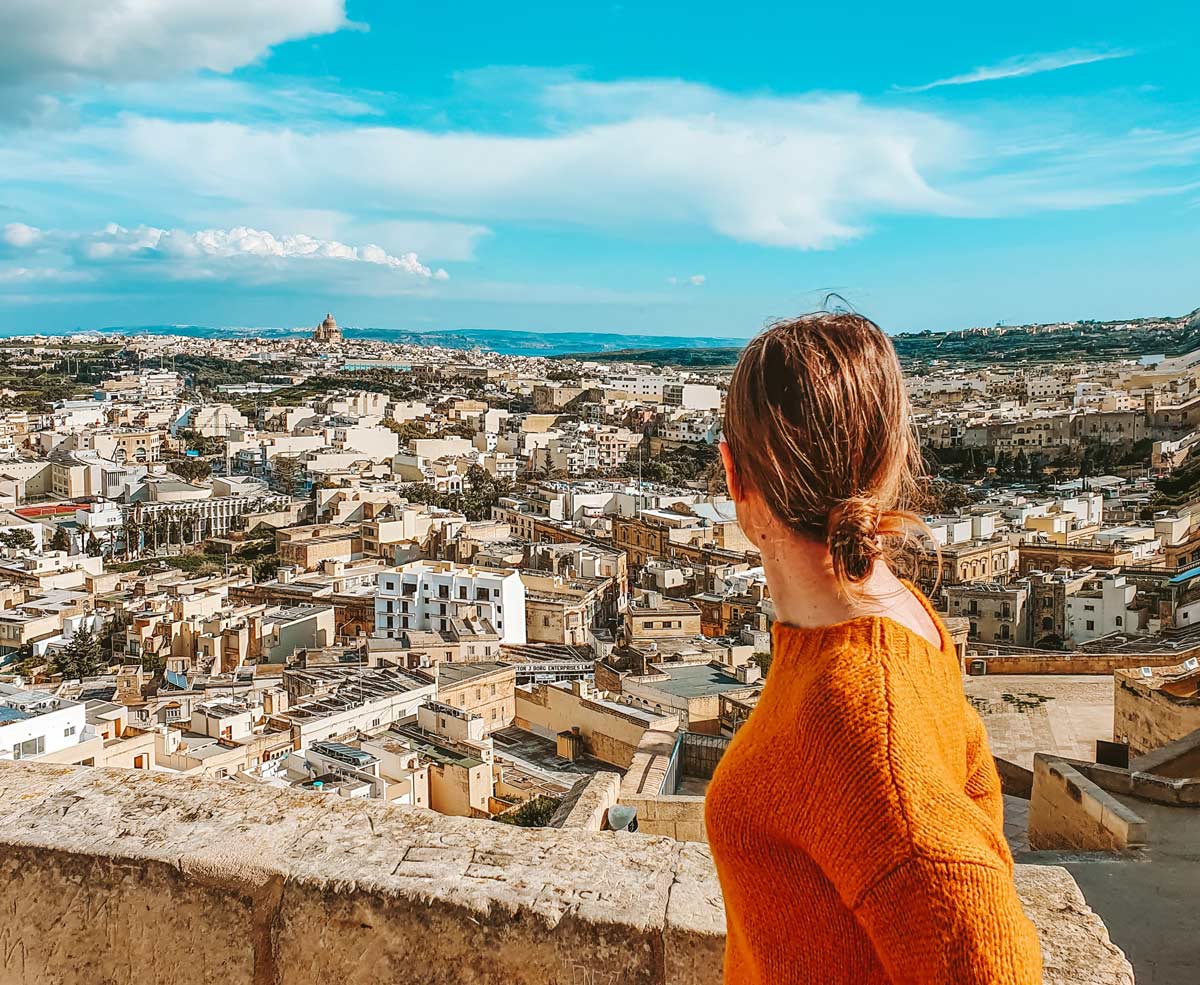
[{"left": 0, "top": 760, "right": 1133, "bottom": 984}]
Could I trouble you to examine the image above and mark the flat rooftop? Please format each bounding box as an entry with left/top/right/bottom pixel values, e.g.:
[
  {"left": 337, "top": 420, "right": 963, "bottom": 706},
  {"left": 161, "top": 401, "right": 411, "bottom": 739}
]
[
  {"left": 642, "top": 662, "right": 752, "bottom": 699},
  {"left": 437, "top": 661, "right": 512, "bottom": 686}
]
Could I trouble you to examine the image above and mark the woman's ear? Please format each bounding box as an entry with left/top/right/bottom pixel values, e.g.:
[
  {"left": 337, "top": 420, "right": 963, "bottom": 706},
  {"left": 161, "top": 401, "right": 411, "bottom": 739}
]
[{"left": 719, "top": 441, "right": 744, "bottom": 502}]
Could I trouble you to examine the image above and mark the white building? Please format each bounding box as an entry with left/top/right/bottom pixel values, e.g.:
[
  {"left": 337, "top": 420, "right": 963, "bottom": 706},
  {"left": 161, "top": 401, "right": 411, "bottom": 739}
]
[
  {"left": 663, "top": 383, "right": 721, "bottom": 411},
  {"left": 0, "top": 684, "right": 88, "bottom": 761},
  {"left": 1066, "top": 575, "right": 1137, "bottom": 643},
  {"left": 375, "top": 560, "right": 526, "bottom": 644}
]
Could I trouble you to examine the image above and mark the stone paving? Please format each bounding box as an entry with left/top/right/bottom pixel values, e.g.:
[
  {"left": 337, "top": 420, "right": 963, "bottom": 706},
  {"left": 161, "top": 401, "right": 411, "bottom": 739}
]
[{"left": 965, "top": 674, "right": 1115, "bottom": 768}]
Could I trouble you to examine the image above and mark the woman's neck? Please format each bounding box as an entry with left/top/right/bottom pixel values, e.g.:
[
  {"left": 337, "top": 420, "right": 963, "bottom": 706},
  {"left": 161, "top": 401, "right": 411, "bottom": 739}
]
[{"left": 758, "top": 528, "right": 910, "bottom": 630}]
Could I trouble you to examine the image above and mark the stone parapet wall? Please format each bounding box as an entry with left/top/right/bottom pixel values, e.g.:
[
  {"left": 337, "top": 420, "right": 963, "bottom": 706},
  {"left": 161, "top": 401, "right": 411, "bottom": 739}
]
[
  {"left": 548, "top": 772, "right": 621, "bottom": 830},
  {"left": 1029, "top": 755, "right": 1148, "bottom": 852},
  {"left": 969, "top": 652, "right": 1185, "bottom": 676},
  {"left": 0, "top": 761, "right": 1134, "bottom": 985}
]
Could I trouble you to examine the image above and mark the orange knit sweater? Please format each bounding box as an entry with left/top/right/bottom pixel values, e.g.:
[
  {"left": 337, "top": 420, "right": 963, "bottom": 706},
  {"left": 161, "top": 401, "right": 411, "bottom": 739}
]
[{"left": 705, "top": 590, "right": 1043, "bottom": 984}]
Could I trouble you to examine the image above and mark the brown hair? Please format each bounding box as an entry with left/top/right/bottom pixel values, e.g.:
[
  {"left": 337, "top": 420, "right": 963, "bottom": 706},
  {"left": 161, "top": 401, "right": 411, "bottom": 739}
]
[{"left": 723, "top": 312, "right": 926, "bottom": 589}]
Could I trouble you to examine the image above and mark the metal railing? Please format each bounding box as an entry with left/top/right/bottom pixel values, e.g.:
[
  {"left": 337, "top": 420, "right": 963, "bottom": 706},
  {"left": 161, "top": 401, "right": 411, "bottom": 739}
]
[{"left": 659, "top": 732, "right": 684, "bottom": 796}]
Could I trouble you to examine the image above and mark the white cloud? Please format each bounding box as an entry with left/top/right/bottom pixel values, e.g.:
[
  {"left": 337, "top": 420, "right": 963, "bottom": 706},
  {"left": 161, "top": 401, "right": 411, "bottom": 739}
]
[
  {"left": 0, "top": 1, "right": 351, "bottom": 87},
  {"left": 74, "top": 223, "right": 444, "bottom": 279},
  {"left": 688, "top": 274, "right": 706, "bottom": 286},
  {"left": 2, "top": 222, "right": 41, "bottom": 249},
  {"left": 3, "top": 73, "right": 1195, "bottom": 276},
  {"left": 897, "top": 48, "right": 1133, "bottom": 93},
  {"left": 1, "top": 222, "right": 447, "bottom": 297},
  {"left": 99, "top": 88, "right": 964, "bottom": 250},
  {"left": 667, "top": 274, "right": 706, "bottom": 286}
]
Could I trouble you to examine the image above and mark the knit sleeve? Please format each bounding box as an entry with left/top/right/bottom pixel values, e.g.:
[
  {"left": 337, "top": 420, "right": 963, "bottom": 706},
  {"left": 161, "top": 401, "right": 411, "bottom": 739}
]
[
  {"left": 853, "top": 856, "right": 1043, "bottom": 984},
  {"left": 963, "top": 702, "right": 1005, "bottom": 832}
]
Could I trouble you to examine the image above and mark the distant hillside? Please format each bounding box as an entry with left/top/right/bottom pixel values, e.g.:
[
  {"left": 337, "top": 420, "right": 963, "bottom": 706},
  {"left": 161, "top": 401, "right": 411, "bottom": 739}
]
[
  {"left": 891, "top": 308, "right": 1200, "bottom": 367},
  {"left": 559, "top": 308, "right": 1200, "bottom": 369},
  {"left": 555, "top": 346, "right": 743, "bottom": 367}
]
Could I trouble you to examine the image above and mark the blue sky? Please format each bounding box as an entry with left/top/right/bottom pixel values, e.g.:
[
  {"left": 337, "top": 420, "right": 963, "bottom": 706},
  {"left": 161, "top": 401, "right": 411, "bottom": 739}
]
[{"left": 1, "top": 0, "right": 1198, "bottom": 337}]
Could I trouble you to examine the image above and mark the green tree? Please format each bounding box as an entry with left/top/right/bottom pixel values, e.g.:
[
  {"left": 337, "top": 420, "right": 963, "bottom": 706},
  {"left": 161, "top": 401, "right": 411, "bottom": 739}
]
[
  {"left": 49, "top": 526, "right": 70, "bottom": 553},
  {"left": 383, "top": 419, "right": 431, "bottom": 443},
  {"left": 271, "top": 455, "right": 302, "bottom": 495},
  {"left": 495, "top": 795, "right": 563, "bottom": 827},
  {"left": 121, "top": 512, "right": 140, "bottom": 560},
  {"left": 170, "top": 457, "right": 212, "bottom": 482},
  {"left": 0, "top": 528, "right": 36, "bottom": 551},
  {"left": 54, "top": 627, "right": 103, "bottom": 680}
]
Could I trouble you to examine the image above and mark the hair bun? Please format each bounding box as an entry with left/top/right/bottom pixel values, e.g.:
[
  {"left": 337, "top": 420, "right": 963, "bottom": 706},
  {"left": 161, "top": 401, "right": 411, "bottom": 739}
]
[{"left": 827, "top": 495, "right": 883, "bottom": 584}]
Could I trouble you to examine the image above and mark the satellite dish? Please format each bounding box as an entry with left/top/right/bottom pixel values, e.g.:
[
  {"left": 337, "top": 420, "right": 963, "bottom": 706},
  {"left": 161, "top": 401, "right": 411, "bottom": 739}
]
[{"left": 1140, "top": 667, "right": 1153, "bottom": 678}]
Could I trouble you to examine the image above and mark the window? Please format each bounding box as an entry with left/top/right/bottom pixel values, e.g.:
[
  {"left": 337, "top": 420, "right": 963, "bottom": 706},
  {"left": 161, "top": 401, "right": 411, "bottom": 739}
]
[
  {"left": 1115, "top": 616, "right": 1123, "bottom": 627},
  {"left": 491, "top": 707, "right": 497, "bottom": 720},
  {"left": 386, "top": 600, "right": 394, "bottom": 613},
  {"left": 14, "top": 736, "right": 45, "bottom": 759},
  {"left": 543, "top": 615, "right": 550, "bottom": 627},
  {"left": 458, "top": 586, "right": 467, "bottom": 599},
  {"left": 439, "top": 585, "right": 449, "bottom": 599},
  {"left": 64, "top": 726, "right": 76, "bottom": 737},
  {"left": 1086, "top": 620, "right": 1095, "bottom": 632},
  {"left": 401, "top": 616, "right": 409, "bottom": 629}
]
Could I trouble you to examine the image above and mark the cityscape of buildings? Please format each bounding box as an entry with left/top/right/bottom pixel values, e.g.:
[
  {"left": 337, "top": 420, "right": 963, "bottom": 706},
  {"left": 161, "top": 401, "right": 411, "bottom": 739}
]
[{"left": 0, "top": 310, "right": 1197, "bottom": 982}]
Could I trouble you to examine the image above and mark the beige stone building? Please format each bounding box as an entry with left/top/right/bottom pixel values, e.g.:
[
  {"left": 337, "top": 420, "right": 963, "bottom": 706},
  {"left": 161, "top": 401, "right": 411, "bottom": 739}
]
[
  {"left": 521, "top": 572, "right": 608, "bottom": 647},
  {"left": 276, "top": 523, "right": 362, "bottom": 570},
  {"left": 437, "top": 661, "right": 516, "bottom": 734},
  {"left": 945, "top": 582, "right": 1030, "bottom": 645},
  {"left": 515, "top": 679, "right": 679, "bottom": 768},
  {"left": 624, "top": 592, "right": 701, "bottom": 645},
  {"left": 915, "top": 539, "right": 1017, "bottom": 602}
]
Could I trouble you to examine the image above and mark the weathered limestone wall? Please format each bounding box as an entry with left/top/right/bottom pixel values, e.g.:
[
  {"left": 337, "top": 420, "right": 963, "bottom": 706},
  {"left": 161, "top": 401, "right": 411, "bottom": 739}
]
[
  {"left": 1113, "top": 674, "right": 1200, "bottom": 758},
  {"left": 971, "top": 652, "right": 1184, "bottom": 676},
  {"left": 620, "top": 792, "right": 708, "bottom": 843},
  {"left": 1029, "top": 755, "right": 1148, "bottom": 852},
  {"left": 0, "top": 761, "right": 1134, "bottom": 985},
  {"left": 548, "top": 772, "right": 621, "bottom": 830}
]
